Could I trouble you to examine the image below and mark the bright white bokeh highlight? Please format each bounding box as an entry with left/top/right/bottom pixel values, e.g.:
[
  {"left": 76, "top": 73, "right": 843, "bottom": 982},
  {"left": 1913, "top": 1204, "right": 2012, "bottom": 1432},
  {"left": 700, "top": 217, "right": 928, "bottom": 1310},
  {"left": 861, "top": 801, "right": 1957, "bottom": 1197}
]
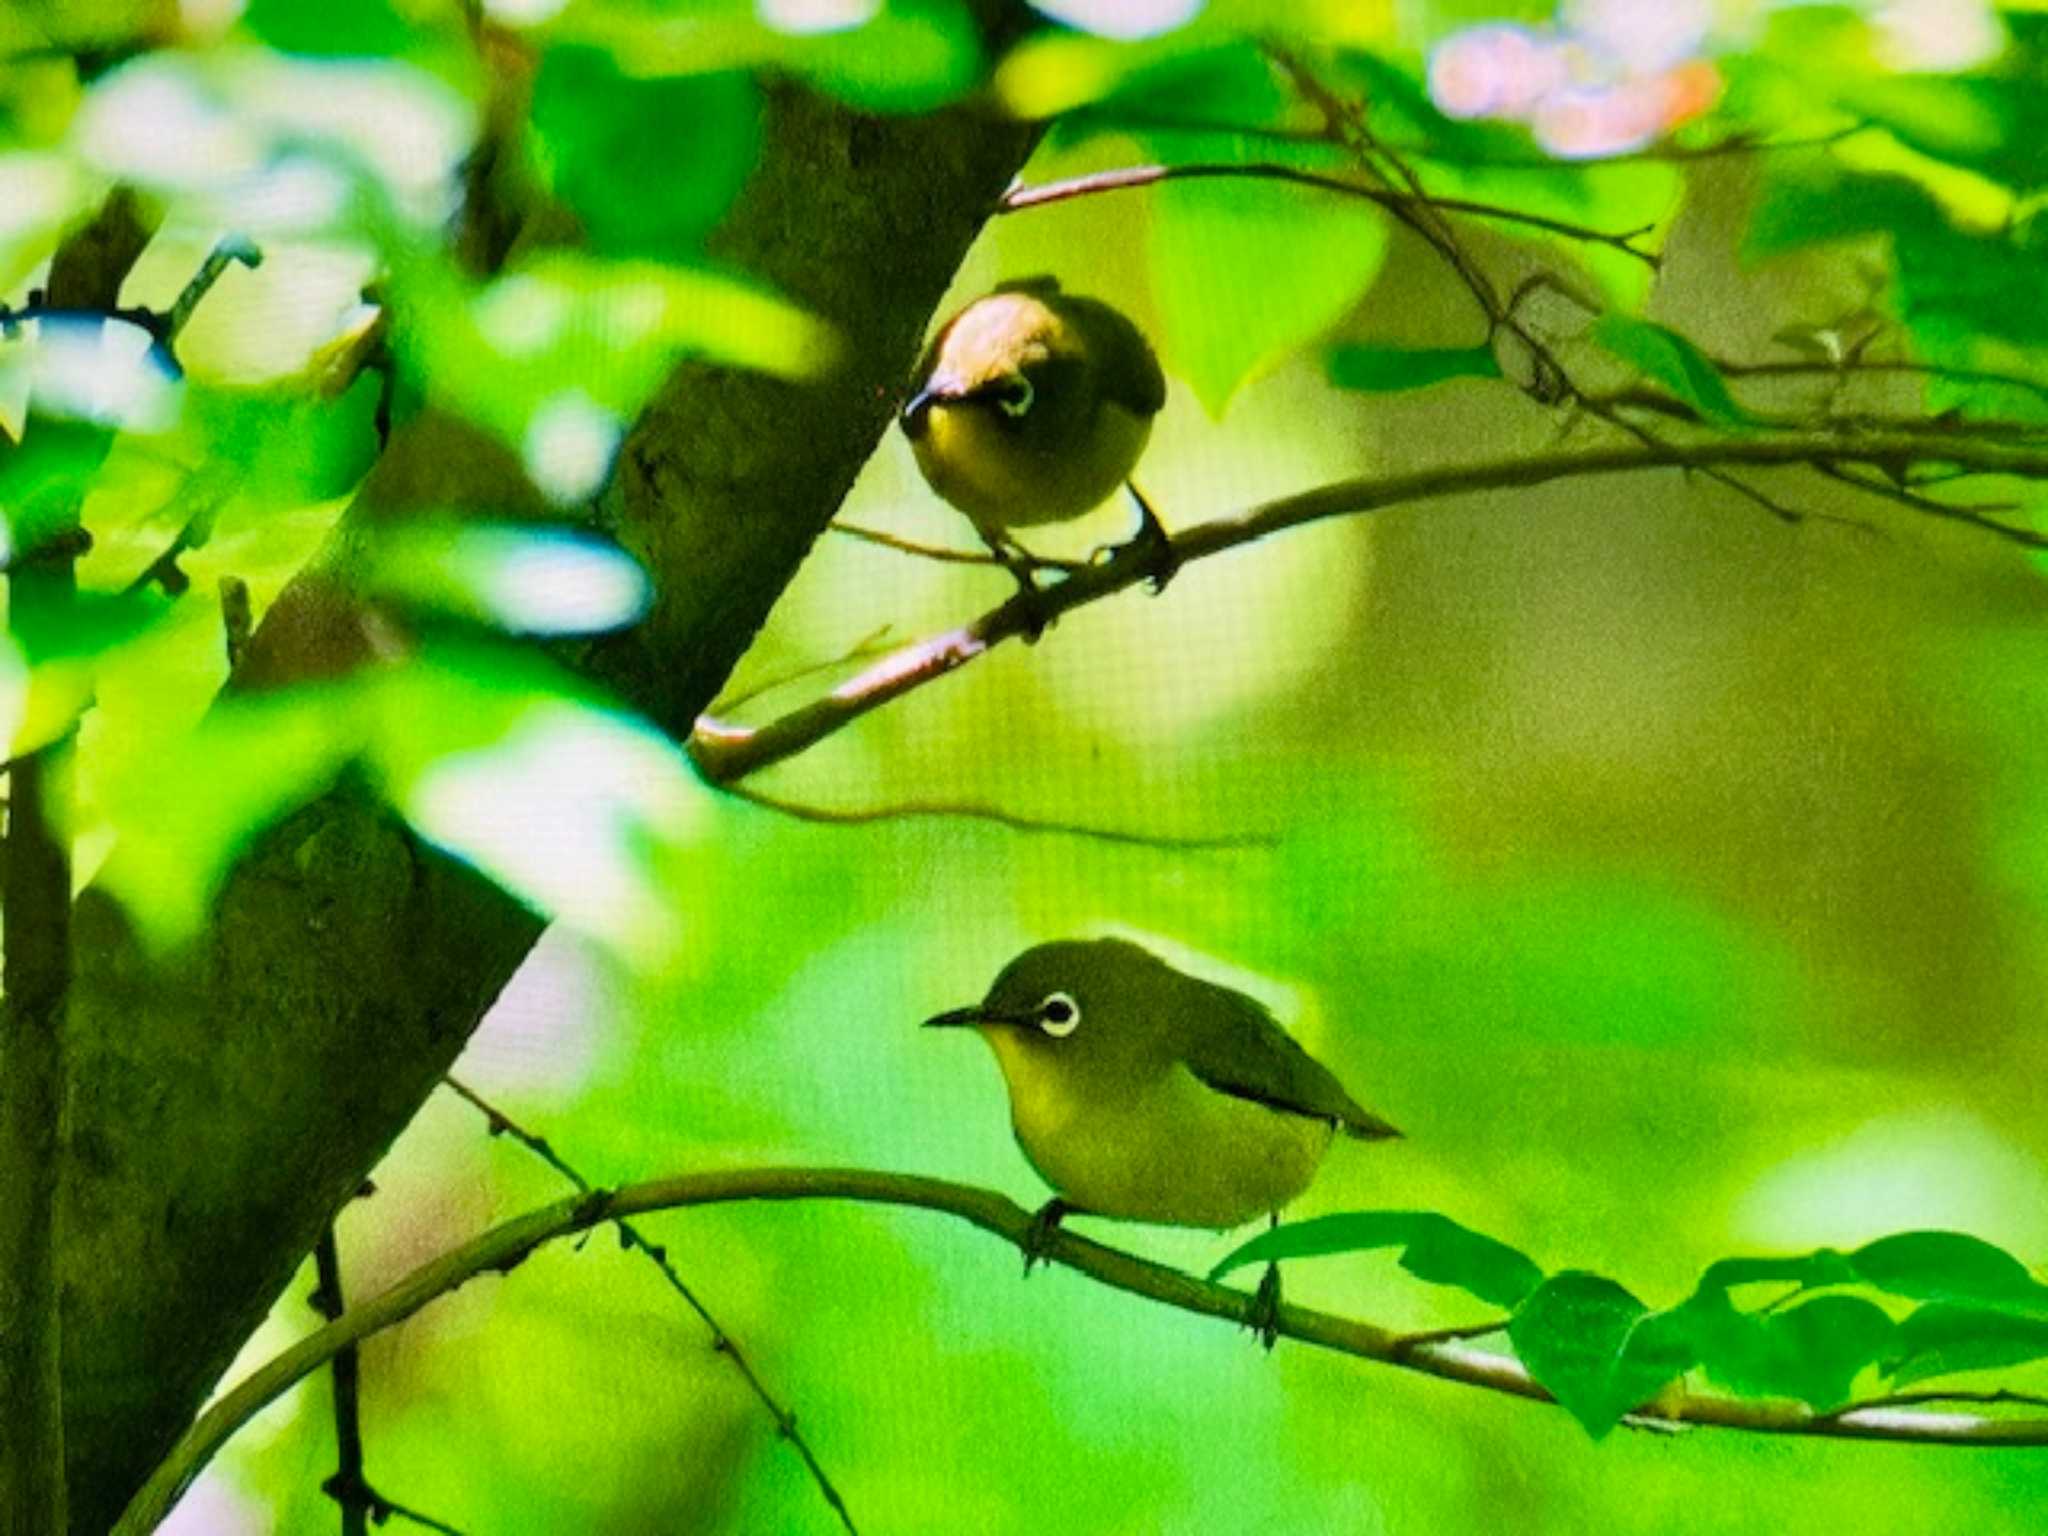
[
  {"left": 1028, "top": 0, "right": 1204, "bottom": 42},
  {"left": 758, "top": 0, "right": 882, "bottom": 33},
  {"left": 523, "top": 391, "right": 623, "bottom": 505}
]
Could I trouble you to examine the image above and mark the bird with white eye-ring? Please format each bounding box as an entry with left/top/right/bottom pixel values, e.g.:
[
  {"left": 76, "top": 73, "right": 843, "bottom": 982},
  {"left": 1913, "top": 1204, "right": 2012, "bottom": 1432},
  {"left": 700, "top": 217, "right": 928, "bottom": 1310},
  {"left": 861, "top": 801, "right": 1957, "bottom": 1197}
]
[
  {"left": 925, "top": 937, "right": 1399, "bottom": 1345},
  {"left": 899, "top": 276, "right": 1176, "bottom": 635}
]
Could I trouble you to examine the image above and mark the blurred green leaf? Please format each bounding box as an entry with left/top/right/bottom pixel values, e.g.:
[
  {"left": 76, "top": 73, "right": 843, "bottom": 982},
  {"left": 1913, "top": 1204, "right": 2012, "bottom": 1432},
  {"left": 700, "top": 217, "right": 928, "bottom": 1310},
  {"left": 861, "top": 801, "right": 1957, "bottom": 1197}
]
[
  {"left": 1507, "top": 1272, "right": 1692, "bottom": 1438},
  {"left": 364, "top": 524, "right": 651, "bottom": 636},
  {"left": 9, "top": 589, "right": 164, "bottom": 663},
  {"left": 774, "top": 0, "right": 983, "bottom": 112},
  {"left": 1327, "top": 342, "right": 1501, "bottom": 393},
  {"left": 407, "top": 250, "right": 838, "bottom": 468},
  {"left": 1591, "top": 315, "right": 1751, "bottom": 428},
  {"left": 364, "top": 649, "right": 709, "bottom": 968},
  {"left": 1750, "top": 166, "right": 2048, "bottom": 351},
  {"left": 1888, "top": 1304, "right": 2048, "bottom": 1387},
  {"left": 97, "top": 685, "right": 364, "bottom": 948},
  {"left": 1209, "top": 1209, "right": 1543, "bottom": 1310},
  {"left": 241, "top": 0, "right": 412, "bottom": 57},
  {"left": 1151, "top": 169, "right": 1387, "bottom": 415},
  {"left": 531, "top": 49, "right": 760, "bottom": 262}
]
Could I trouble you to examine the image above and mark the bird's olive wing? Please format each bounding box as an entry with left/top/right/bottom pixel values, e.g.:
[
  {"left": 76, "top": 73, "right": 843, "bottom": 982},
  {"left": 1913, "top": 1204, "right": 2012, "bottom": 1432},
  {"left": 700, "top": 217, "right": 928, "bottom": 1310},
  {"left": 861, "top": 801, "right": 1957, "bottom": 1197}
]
[{"left": 1184, "top": 988, "right": 1400, "bottom": 1141}]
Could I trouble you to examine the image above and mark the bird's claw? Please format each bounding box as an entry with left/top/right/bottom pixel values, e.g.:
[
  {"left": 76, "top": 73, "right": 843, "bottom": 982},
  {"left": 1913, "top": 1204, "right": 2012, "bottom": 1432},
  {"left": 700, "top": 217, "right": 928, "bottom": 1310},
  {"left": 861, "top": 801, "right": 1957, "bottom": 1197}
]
[
  {"left": 1244, "top": 1262, "right": 1283, "bottom": 1351},
  {"left": 1124, "top": 482, "right": 1179, "bottom": 594},
  {"left": 1021, "top": 1198, "right": 1070, "bottom": 1276}
]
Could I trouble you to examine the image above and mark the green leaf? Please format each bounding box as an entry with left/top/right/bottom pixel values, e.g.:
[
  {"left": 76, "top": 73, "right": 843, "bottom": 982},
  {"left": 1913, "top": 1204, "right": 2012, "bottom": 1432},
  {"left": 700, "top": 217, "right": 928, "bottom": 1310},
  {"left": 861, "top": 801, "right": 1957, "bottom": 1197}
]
[
  {"left": 241, "top": 0, "right": 412, "bottom": 57},
  {"left": 1850, "top": 1231, "right": 2048, "bottom": 1314},
  {"left": 1590, "top": 315, "right": 1751, "bottom": 428},
  {"left": 1327, "top": 343, "right": 1501, "bottom": 393},
  {"left": 1888, "top": 1304, "right": 2048, "bottom": 1387},
  {"left": 1691, "top": 1250, "right": 1859, "bottom": 1296},
  {"left": 1151, "top": 170, "right": 1387, "bottom": 415},
  {"left": 364, "top": 525, "right": 651, "bottom": 636},
  {"left": 772, "top": 0, "right": 982, "bottom": 113},
  {"left": 1673, "top": 1292, "right": 1895, "bottom": 1411},
  {"left": 1208, "top": 1210, "right": 1543, "bottom": 1310},
  {"left": 531, "top": 50, "right": 760, "bottom": 262},
  {"left": 1508, "top": 1272, "right": 1692, "bottom": 1438},
  {"left": 97, "top": 686, "right": 365, "bottom": 949}
]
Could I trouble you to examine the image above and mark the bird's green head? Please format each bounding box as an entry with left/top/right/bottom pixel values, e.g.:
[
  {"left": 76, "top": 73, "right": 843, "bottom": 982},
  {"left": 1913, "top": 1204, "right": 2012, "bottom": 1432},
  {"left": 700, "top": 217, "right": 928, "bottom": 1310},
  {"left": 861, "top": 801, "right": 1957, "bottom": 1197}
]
[{"left": 923, "top": 937, "right": 1180, "bottom": 1078}]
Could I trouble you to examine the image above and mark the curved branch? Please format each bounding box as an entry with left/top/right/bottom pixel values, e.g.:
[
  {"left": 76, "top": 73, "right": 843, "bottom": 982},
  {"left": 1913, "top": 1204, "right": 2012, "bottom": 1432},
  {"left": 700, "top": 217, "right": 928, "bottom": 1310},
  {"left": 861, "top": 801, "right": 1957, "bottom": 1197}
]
[
  {"left": 688, "top": 430, "right": 2048, "bottom": 783},
  {"left": 999, "top": 163, "right": 1660, "bottom": 267},
  {"left": 115, "top": 1168, "right": 2048, "bottom": 1532},
  {"left": 721, "top": 783, "right": 1279, "bottom": 850}
]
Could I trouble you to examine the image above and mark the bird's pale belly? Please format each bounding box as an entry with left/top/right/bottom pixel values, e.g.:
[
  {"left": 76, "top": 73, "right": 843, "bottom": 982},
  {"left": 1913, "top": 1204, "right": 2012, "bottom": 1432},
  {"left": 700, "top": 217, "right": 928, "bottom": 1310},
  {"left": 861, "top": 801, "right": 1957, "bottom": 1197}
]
[
  {"left": 1008, "top": 1066, "right": 1333, "bottom": 1230},
  {"left": 911, "top": 403, "right": 1153, "bottom": 529}
]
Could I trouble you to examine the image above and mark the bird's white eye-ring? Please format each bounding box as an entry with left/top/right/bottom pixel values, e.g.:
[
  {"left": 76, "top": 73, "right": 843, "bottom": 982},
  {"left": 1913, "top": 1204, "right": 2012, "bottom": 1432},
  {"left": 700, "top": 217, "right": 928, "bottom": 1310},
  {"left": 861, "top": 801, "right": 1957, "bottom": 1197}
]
[
  {"left": 1038, "top": 991, "right": 1080, "bottom": 1037},
  {"left": 997, "top": 375, "right": 1035, "bottom": 418}
]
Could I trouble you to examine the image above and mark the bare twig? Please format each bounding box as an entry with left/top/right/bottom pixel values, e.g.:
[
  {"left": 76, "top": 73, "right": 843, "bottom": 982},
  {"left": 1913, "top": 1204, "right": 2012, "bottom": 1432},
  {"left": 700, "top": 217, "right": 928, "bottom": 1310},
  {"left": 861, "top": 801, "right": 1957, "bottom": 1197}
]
[
  {"left": 1093, "top": 110, "right": 1873, "bottom": 168},
  {"left": 689, "top": 430, "right": 2048, "bottom": 784},
  {"left": 1811, "top": 460, "right": 2038, "bottom": 544},
  {"left": 829, "top": 521, "right": 1085, "bottom": 572},
  {"left": 998, "top": 163, "right": 1660, "bottom": 267},
  {"left": 440, "top": 1078, "right": 858, "bottom": 1535},
  {"left": 113, "top": 1167, "right": 2048, "bottom": 1532},
  {"left": 310, "top": 1230, "right": 371, "bottom": 1536},
  {"left": 712, "top": 625, "right": 898, "bottom": 716},
  {"left": 1713, "top": 356, "right": 2048, "bottom": 407},
  {"left": 307, "top": 1228, "right": 467, "bottom": 1534},
  {"left": 723, "top": 783, "right": 1279, "bottom": 851}
]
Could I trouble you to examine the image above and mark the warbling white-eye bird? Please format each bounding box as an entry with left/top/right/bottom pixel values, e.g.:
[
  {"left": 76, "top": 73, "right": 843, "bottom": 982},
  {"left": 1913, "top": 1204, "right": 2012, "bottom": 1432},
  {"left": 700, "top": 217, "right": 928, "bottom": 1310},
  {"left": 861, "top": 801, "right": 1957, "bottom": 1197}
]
[
  {"left": 899, "top": 277, "right": 1176, "bottom": 627},
  {"left": 924, "top": 937, "right": 1399, "bottom": 1343}
]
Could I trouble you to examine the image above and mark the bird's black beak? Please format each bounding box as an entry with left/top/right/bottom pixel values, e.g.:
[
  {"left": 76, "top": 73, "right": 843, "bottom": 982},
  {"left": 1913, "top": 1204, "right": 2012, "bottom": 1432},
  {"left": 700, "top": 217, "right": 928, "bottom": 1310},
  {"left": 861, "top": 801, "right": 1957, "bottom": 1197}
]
[
  {"left": 923, "top": 1005, "right": 1035, "bottom": 1029},
  {"left": 899, "top": 386, "right": 938, "bottom": 440}
]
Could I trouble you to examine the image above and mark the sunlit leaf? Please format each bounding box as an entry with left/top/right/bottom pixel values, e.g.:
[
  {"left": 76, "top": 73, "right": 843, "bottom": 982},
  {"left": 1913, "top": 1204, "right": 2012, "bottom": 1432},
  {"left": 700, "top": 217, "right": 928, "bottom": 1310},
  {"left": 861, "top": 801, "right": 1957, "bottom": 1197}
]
[
  {"left": 1327, "top": 342, "right": 1501, "bottom": 392},
  {"left": 412, "top": 251, "right": 840, "bottom": 450},
  {"left": 1507, "top": 1272, "right": 1692, "bottom": 1438},
  {"left": 1151, "top": 168, "right": 1387, "bottom": 415},
  {"left": 364, "top": 653, "right": 709, "bottom": 967},
  {"left": 1209, "top": 1209, "right": 1543, "bottom": 1310},
  {"left": 365, "top": 525, "right": 651, "bottom": 636},
  {"left": 96, "top": 686, "right": 365, "bottom": 948},
  {"left": 1591, "top": 314, "right": 1751, "bottom": 428}
]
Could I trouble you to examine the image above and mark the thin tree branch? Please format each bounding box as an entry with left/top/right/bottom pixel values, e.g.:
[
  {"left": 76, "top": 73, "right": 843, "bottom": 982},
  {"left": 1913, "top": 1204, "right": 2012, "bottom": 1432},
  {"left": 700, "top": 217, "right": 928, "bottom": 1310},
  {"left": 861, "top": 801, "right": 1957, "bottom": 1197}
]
[
  {"left": 712, "top": 625, "right": 899, "bottom": 716},
  {"left": 1091, "top": 110, "right": 1874, "bottom": 167},
  {"left": 997, "top": 163, "right": 1660, "bottom": 267},
  {"left": 829, "top": 520, "right": 1085, "bottom": 572},
  {"left": 113, "top": 1167, "right": 2048, "bottom": 1531},
  {"left": 721, "top": 783, "right": 1279, "bottom": 851},
  {"left": 688, "top": 430, "right": 2048, "bottom": 784},
  {"left": 440, "top": 1078, "right": 858, "bottom": 1536},
  {"left": 310, "top": 1231, "right": 370, "bottom": 1536},
  {"left": 1712, "top": 355, "right": 2048, "bottom": 407}
]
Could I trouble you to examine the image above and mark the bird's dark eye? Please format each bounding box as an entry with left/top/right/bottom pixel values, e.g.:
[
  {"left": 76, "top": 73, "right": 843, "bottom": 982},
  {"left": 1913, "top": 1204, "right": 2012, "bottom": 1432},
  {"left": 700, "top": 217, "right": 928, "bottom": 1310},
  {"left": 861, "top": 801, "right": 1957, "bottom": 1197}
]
[
  {"left": 995, "top": 375, "right": 1035, "bottom": 418},
  {"left": 1038, "top": 991, "right": 1080, "bottom": 1037}
]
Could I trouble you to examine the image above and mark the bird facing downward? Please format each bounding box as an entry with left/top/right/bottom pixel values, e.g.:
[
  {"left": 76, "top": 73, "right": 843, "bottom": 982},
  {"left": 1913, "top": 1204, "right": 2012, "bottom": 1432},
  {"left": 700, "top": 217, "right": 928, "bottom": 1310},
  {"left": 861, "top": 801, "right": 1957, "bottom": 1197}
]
[
  {"left": 925, "top": 937, "right": 1397, "bottom": 1233},
  {"left": 900, "top": 278, "right": 1173, "bottom": 596}
]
